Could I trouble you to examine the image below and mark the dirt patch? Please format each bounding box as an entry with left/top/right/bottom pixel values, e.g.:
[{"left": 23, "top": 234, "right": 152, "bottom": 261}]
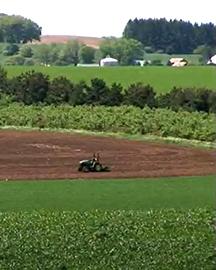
[
  {"left": 33, "top": 35, "right": 103, "bottom": 49},
  {"left": 0, "top": 130, "right": 215, "bottom": 180}
]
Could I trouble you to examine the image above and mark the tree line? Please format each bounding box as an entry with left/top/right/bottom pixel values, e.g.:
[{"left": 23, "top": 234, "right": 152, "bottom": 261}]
[
  {"left": 123, "top": 18, "right": 216, "bottom": 54},
  {"left": 2, "top": 38, "right": 145, "bottom": 66},
  {"left": 0, "top": 67, "right": 215, "bottom": 113}
]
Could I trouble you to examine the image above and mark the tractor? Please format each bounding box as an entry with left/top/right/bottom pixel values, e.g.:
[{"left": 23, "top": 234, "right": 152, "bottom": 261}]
[{"left": 78, "top": 153, "right": 110, "bottom": 172}]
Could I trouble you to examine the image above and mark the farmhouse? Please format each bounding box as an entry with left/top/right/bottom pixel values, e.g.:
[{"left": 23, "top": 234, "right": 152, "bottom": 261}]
[
  {"left": 207, "top": 55, "right": 216, "bottom": 65},
  {"left": 167, "top": 58, "right": 188, "bottom": 67},
  {"left": 100, "top": 56, "right": 118, "bottom": 66}
]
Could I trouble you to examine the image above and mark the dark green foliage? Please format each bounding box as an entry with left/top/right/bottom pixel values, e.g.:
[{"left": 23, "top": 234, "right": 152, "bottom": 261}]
[
  {"left": 46, "top": 77, "right": 72, "bottom": 105},
  {"left": 157, "top": 87, "right": 216, "bottom": 113},
  {"left": 10, "top": 71, "right": 49, "bottom": 104},
  {"left": 0, "top": 66, "right": 8, "bottom": 91},
  {"left": 59, "top": 40, "right": 80, "bottom": 66},
  {"left": 107, "top": 83, "right": 123, "bottom": 106},
  {"left": 86, "top": 78, "right": 111, "bottom": 105},
  {"left": 194, "top": 88, "right": 210, "bottom": 112},
  {"left": 208, "top": 91, "right": 216, "bottom": 113},
  {"left": 3, "top": 43, "right": 19, "bottom": 56},
  {"left": 123, "top": 18, "right": 216, "bottom": 54},
  {"left": 0, "top": 14, "right": 41, "bottom": 43},
  {"left": 79, "top": 45, "right": 96, "bottom": 64},
  {"left": 69, "top": 80, "right": 89, "bottom": 106},
  {"left": 87, "top": 80, "right": 123, "bottom": 106},
  {"left": 0, "top": 209, "right": 214, "bottom": 269},
  {"left": 1, "top": 66, "right": 216, "bottom": 112},
  {"left": 124, "top": 83, "right": 156, "bottom": 108},
  {"left": 168, "top": 87, "right": 196, "bottom": 112}
]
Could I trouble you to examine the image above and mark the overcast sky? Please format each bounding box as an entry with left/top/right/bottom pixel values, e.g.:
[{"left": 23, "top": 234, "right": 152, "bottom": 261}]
[{"left": 1, "top": 0, "right": 215, "bottom": 37}]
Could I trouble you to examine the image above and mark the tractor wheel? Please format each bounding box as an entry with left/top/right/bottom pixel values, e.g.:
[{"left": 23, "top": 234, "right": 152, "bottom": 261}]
[
  {"left": 82, "top": 165, "right": 89, "bottom": 172},
  {"left": 95, "top": 164, "right": 102, "bottom": 172}
]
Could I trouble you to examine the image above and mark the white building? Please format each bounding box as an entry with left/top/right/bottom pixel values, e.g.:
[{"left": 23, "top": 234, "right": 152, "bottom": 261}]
[
  {"left": 168, "top": 58, "right": 188, "bottom": 67},
  {"left": 207, "top": 55, "right": 216, "bottom": 65},
  {"left": 100, "top": 56, "right": 118, "bottom": 66}
]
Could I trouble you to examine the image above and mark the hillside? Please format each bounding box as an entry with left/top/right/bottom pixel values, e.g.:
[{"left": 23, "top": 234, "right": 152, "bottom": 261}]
[{"left": 33, "top": 35, "right": 104, "bottom": 48}]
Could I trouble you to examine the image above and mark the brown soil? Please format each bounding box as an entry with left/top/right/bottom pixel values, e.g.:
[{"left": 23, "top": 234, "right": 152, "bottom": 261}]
[
  {"left": 0, "top": 130, "right": 215, "bottom": 180},
  {"left": 33, "top": 35, "right": 103, "bottom": 48}
]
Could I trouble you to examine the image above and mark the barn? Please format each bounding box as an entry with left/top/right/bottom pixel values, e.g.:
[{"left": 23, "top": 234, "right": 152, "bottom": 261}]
[
  {"left": 207, "top": 55, "right": 216, "bottom": 65},
  {"left": 167, "top": 58, "right": 188, "bottom": 67}
]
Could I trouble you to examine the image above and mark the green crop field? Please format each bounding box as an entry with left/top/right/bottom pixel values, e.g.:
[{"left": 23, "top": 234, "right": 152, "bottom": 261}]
[
  {"left": 0, "top": 176, "right": 215, "bottom": 269},
  {"left": 4, "top": 65, "right": 216, "bottom": 93},
  {"left": 0, "top": 175, "right": 215, "bottom": 212}
]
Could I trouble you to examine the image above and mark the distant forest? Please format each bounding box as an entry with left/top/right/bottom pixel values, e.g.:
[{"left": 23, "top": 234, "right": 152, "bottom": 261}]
[{"left": 123, "top": 18, "right": 216, "bottom": 54}]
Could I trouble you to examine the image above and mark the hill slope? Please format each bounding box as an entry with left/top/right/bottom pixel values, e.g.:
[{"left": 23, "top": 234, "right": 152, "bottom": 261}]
[{"left": 33, "top": 35, "right": 104, "bottom": 48}]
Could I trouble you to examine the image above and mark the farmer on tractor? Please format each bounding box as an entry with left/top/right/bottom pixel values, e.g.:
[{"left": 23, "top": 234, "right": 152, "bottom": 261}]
[
  {"left": 78, "top": 153, "right": 110, "bottom": 172},
  {"left": 91, "top": 153, "right": 99, "bottom": 168}
]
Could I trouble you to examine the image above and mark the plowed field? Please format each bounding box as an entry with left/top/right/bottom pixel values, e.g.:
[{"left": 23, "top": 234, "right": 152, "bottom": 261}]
[{"left": 0, "top": 130, "right": 215, "bottom": 180}]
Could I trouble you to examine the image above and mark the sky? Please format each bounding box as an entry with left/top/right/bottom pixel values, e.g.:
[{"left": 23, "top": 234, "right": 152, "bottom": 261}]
[{"left": 1, "top": 0, "right": 215, "bottom": 37}]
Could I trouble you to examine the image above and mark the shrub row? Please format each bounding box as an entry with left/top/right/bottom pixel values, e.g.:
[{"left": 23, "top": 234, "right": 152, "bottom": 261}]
[
  {"left": 0, "top": 209, "right": 214, "bottom": 270},
  {"left": 0, "top": 67, "right": 216, "bottom": 113},
  {"left": 0, "top": 105, "right": 215, "bottom": 141}
]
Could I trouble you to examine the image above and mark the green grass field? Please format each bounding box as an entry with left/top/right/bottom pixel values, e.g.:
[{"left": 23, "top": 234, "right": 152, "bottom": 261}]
[
  {"left": 0, "top": 175, "right": 215, "bottom": 212},
  {"left": 144, "top": 53, "right": 202, "bottom": 65},
  {"left": 4, "top": 65, "right": 216, "bottom": 93}
]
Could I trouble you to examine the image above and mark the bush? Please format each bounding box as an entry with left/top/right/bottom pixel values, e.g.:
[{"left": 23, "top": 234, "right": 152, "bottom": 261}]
[
  {"left": 0, "top": 66, "right": 8, "bottom": 91},
  {"left": 1, "top": 105, "right": 215, "bottom": 141},
  {"left": 151, "top": 59, "right": 163, "bottom": 66},
  {"left": 86, "top": 78, "right": 111, "bottom": 105},
  {"left": 46, "top": 76, "right": 72, "bottom": 105},
  {"left": 69, "top": 80, "right": 89, "bottom": 106},
  {"left": 124, "top": 83, "right": 156, "bottom": 108},
  {"left": 11, "top": 70, "right": 49, "bottom": 104},
  {"left": 5, "top": 55, "right": 25, "bottom": 65},
  {"left": 24, "top": 58, "right": 36, "bottom": 66}
]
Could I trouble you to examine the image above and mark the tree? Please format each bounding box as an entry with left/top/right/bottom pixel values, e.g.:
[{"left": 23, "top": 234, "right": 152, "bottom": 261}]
[
  {"left": 59, "top": 40, "right": 81, "bottom": 66},
  {"left": 99, "top": 37, "right": 144, "bottom": 65},
  {"left": 79, "top": 45, "right": 96, "bottom": 64},
  {"left": 33, "top": 44, "right": 51, "bottom": 65},
  {"left": 193, "top": 45, "right": 216, "bottom": 62},
  {"left": 123, "top": 18, "right": 216, "bottom": 54},
  {"left": 0, "top": 14, "right": 41, "bottom": 43},
  {"left": 19, "top": 45, "right": 33, "bottom": 58}
]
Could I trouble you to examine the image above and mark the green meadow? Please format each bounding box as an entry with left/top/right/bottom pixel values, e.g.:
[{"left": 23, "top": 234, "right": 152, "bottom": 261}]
[
  {"left": 0, "top": 175, "right": 215, "bottom": 212},
  {"left": 5, "top": 65, "right": 216, "bottom": 93}
]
